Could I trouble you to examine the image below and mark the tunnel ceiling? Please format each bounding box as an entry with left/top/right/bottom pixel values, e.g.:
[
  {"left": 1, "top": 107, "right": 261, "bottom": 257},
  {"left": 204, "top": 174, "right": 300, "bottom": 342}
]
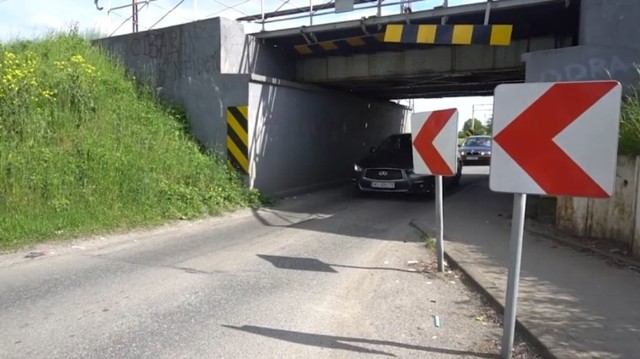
[
  {"left": 252, "top": 0, "right": 581, "bottom": 99},
  {"left": 330, "top": 69, "right": 528, "bottom": 99}
]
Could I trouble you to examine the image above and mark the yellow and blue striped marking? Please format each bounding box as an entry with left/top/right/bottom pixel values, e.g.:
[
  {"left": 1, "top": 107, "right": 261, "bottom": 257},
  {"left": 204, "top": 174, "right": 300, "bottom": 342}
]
[
  {"left": 294, "top": 33, "right": 385, "bottom": 55},
  {"left": 384, "top": 24, "right": 513, "bottom": 46},
  {"left": 226, "top": 106, "right": 249, "bottom": 174}
]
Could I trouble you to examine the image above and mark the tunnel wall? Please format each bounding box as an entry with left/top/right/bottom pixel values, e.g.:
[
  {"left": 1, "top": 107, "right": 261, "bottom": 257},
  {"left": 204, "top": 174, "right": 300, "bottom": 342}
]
[{"left": 248, "top": 76, "right": 410, "bottom": 196}]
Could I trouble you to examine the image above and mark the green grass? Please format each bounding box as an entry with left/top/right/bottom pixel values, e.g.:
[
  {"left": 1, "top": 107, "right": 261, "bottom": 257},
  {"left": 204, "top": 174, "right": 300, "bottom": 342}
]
[
  {"left": 619, "top": 87, "right": 640, "bottom": 156},
  {"left": 424, "top": 236, "right": 436, "bottom": 249},
  {"left": 0, "top": 29, "right": 261, "bottom": 250}
]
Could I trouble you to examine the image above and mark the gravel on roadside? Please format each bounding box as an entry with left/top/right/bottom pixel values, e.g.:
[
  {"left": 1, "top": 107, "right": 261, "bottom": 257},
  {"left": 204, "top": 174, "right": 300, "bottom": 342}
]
[{"left": 412, "top": 248, "right": 545, "bottom": 359}]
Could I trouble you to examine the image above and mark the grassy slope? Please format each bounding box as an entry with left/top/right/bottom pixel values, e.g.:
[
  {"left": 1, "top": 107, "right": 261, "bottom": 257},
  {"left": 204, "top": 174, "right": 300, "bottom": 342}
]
[
  {"left": 0, "top": 30, "right": 260, "bottom": 250},
  {"left": 619, "top": 88, "right": 640, "bottom": 156}
]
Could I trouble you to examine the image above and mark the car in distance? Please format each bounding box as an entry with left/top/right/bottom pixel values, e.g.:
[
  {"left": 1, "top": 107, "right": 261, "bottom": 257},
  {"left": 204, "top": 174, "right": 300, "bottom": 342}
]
[
  {"left": 459, "top": 135, "right": 492, "bottom": 165},
  {"left": 352, "top": 133, "right": 462, "bottom": 195}
]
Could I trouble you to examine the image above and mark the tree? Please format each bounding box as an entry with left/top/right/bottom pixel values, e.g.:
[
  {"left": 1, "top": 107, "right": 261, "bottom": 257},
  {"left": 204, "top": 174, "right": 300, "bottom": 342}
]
[{"left": 458, "top": 118, "right": 489, "bottom": 137}]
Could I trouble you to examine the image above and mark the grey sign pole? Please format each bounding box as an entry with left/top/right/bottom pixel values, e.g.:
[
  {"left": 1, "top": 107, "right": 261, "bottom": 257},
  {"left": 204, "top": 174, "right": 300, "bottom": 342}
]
[
  {"left": 435, "top": 175, "right": 445, "bottom": 272},
  {"left": 260, "top": 0, "right": 265, "bottom": 31},
  {"left": 500, "top": 193, "right": 527, "bottom": 358}
]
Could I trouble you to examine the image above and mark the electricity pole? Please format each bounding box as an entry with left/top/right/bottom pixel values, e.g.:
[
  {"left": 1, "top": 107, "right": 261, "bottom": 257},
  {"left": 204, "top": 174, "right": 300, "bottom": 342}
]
[
  {"left": 132, "top": 0, "right": 139, "bottom": 32},
  {"left": 471, "top": 103, "right": 493, "bottom": 133}
]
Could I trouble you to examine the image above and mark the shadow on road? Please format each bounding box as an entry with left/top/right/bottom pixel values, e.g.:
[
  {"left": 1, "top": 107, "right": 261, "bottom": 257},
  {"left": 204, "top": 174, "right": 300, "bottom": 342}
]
[
  {"left": 249, "top": 169, "right": 491, "bottom": 242},
  {"left": 422, "top": 167, "right": 640, "bottom": 358},
  {"left": 222, "top": 324, "right": 498, "bottom": 358},
  {"left": 257, "top": 254, "right": 422, "bottom": 274},
  {"left": 257, "top": 254, "right": 338, "bottom": 273}
]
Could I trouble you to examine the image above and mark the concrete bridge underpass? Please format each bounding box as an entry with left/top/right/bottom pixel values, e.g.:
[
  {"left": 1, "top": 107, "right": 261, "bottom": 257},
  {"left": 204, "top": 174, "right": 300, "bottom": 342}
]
[
  {"left": 96, "top": 0, "right": 640, "bottom": 196},
  {"left": 252, "top": 0, "right": 578, "bottom": 99}
]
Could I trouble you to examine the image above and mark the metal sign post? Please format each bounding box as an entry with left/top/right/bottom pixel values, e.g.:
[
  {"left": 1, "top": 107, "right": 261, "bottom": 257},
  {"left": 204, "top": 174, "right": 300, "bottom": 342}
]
[
  {"left": 435, "top": 174, "right": 445, "bottom": 272},
  {"left": 411, "top": 109, "right": 459, "bottom": 274},
  {"left": 500, "top": 193, "right": 526, "bottom": 358},
  {"left": 490, "top": 81, "right": 622, "bottom": 358}
]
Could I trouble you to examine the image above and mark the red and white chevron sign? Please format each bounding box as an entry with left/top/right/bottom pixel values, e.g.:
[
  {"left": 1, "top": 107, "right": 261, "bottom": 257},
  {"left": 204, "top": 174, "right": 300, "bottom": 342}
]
[
  {"left": 411, "top": 109, "right": 459, "bottom": 176},
  {"left": 490, "top": 81, "right": 622, "bottom": 197}
]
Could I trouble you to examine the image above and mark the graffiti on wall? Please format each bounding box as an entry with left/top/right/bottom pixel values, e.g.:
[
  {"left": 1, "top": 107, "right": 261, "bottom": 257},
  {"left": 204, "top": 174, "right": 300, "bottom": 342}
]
[
  {"left": 153, "top": 55, "right": 218, "bottom": 80},
  {"left": 129, "top": 31, "right": 181, "bottom": 60},
  {"left": 126, "top": 28, "right": 218, "bottom": 80},
  {"left": 538, "top": 55, "right": 637, "bottom": 82}
]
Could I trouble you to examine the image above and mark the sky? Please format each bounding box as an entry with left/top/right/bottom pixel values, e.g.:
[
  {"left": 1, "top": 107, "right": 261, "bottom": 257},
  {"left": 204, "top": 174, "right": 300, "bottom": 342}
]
[{"left": 0, "top": 0, "right": 494, "bottom": 129}]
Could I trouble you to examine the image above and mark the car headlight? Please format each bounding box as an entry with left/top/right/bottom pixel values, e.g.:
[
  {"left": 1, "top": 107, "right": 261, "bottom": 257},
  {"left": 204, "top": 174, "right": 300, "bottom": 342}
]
[
  {"left": 354, "top": 164, "right": 363, "bottom": 172},
  {"left": 459, "top": 151, "right": 465, "bottom": 156},
  {"left": 481, "top": 152, "right": 486, "bottom": 156}
]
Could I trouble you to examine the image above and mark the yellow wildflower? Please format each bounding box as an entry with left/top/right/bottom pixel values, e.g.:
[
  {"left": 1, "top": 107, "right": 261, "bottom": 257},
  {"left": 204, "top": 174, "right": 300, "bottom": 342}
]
[
  {"left": 54, "top": 61, "right": 67, "bottom": 70},
  {"left": 40, "top": 89, "right": 55, "bottom": 99},
  {"left": 70, "top": 55, "right": 85, "bottom": 63}
]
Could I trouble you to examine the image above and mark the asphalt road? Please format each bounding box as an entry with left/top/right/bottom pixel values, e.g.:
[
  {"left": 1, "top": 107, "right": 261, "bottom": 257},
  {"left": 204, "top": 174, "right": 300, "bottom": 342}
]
[{"left": 0, "top": 167, "right": 512, "bottom": 359}]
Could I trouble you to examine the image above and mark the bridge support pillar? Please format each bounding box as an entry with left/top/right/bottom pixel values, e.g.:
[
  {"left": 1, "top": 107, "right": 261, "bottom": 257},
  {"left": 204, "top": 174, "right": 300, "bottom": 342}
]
[{"left": 523, "top": 0, "right": 640, "bottom": 94}]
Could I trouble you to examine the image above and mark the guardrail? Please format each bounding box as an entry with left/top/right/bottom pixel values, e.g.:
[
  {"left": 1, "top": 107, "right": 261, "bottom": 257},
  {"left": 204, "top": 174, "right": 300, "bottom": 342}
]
[{"left": 237, "top": 0, "right": 495, "bottom": 32}]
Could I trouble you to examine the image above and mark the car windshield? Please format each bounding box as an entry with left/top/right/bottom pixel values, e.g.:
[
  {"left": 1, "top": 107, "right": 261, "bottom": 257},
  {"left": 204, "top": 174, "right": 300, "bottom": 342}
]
[
  {"left": 376, "top": 135, "right": 412, "bottom": 153},
  {"left": 462, "top": 137, "right": 491, "bottom": 147}
]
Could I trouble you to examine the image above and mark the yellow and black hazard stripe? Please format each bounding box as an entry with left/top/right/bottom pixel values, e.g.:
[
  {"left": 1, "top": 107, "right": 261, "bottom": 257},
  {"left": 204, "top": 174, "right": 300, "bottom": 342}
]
[
  {"left": 294, "top": 33, "right": 384, "bottom": 55},
  {"left": 384, "top": 24, "right": 512, "bottom": 46},
  {"left": 226, "top": 106, "right": 249, "bottom": 175}
]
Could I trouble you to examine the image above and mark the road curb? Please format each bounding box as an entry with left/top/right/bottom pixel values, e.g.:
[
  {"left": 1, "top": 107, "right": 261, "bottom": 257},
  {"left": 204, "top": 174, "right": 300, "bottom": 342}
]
[{"left": 409, "top": 219, "right": 556, "bottom": 359}]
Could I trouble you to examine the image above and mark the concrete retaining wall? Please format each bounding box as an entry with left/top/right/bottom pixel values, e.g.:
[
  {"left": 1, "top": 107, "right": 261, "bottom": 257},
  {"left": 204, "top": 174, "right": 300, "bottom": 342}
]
[
  {"left": 94, "top": 18, "right": 249, "bottom": 151},
  {"left": 524, "top": 45, "right": 640, "bottom": 87},
  {"left": 557, "top": 155, "right": 640, "bottom": 258},
  {"left": 248, "top": 76, "right": 409, "bottom": 196},
  {"left": 524, "top": 0, "right": 640, "bottom": 94},
  {"left": 219, "top": 18, "right": 296, "bottom": 80},
  {"left": 94, "top": 17, "right": 298, "bottom": 152},
  {"left": 95, "top": 17, "right": 408, "bottom": 196}
]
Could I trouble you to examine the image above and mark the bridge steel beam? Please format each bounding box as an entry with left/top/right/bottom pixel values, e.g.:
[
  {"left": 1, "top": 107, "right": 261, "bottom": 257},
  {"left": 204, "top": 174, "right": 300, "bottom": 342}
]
[
  {"left": 296, "top": 36, "right": 570, "bottom": 98},
  {"left": 252, "top": 0, "right": 567, "bottom": 39}
]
